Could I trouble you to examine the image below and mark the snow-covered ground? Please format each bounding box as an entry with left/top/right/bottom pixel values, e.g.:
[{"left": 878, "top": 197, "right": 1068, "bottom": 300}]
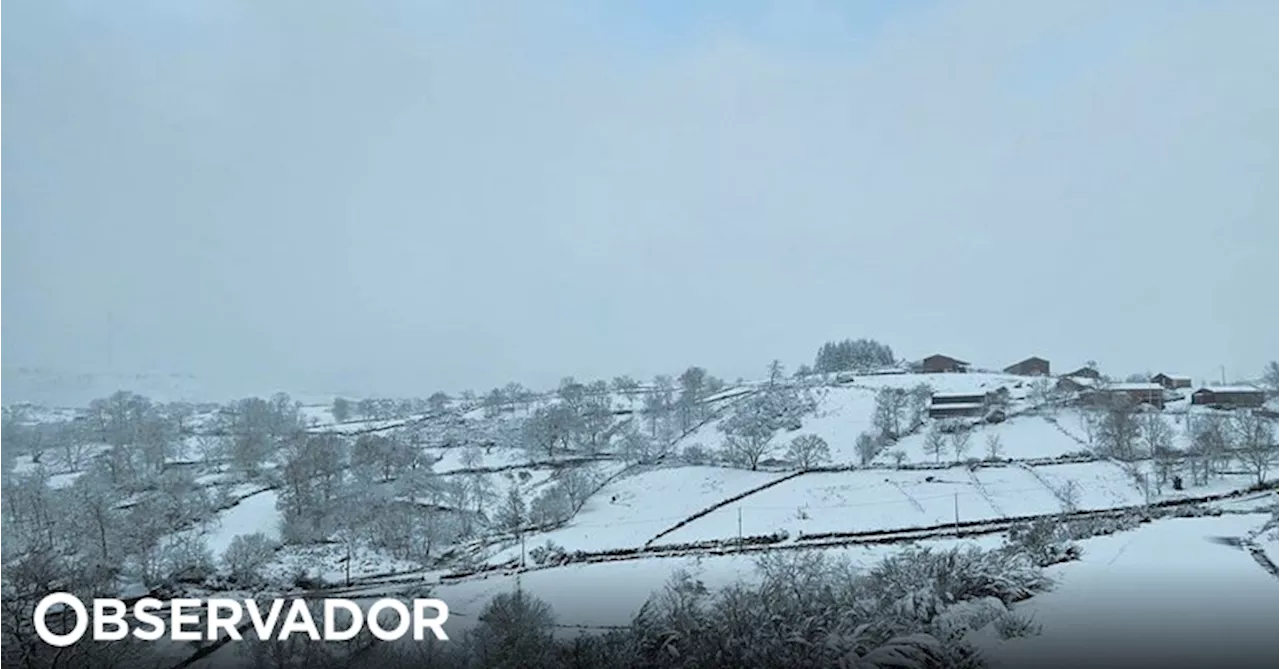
[
  {"left": 192, "top": 489, "right": 283, "bottom": 562},
  {"left": 7, "top": 369, "right": 1277, "bottom": 669},
  {"left": 486, "top": 466, "right": 784, "bottom": 560},
  {"left": 782, "top": 387, "right": 878, "bottom": 463},
  {"left": 439, "top": 535, "right": 1012, "bottom": 636},
  {"left": 980, "top": 513, "right": 1279, "bottom": 668},
  {"left": 661, "top": 468, "right": 1008, "bottom": 542}
]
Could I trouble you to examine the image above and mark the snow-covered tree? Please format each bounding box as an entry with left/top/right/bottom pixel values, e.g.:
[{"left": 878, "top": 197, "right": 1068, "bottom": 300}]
[
  {"left": 1233, "top": 411, "right": 1277, "bottom": 485},
  {"left": 332, "top": 397, "right": 353, "bottom": 423},
  {"left": 984, "top": 433, "right": 1004, "bottom": 460},
  {"left": 950, "top": 427, "right": 973, "bottom": 463},
  {"left": 786, "top": 434, "right": 831, "bottom": 469},
  {"left": 813, "top": 338, "right": 896, "bottom": 373},
  {"left": 495, "top": 485, "right": 527, "bottom": 533},
  {"left": 872, "top": 387, "right": 909, "bottom": 441},
  {"left": 718, "top": 377, "right": 816, "bottom": 471},
  {"left": 855, "top": 432, "right": 883, "bottom": 466},
  {"left": 1262, "top": 361, "right": 1279, "bottom": 398},
  {"left": 923, "top": 427, "right": 947, "bottom": 463}
]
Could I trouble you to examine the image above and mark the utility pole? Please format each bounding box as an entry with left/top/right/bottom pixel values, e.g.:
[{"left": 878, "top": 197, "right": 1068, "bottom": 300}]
[
  {"left": 954, "top": 493, "right": 960, "bottom": 536},
  {"left": 517, "top": 530, "right": 526, "bottom": 596},
  {"left": 737, "top": 507, "right": 743, "bottom": 543}
]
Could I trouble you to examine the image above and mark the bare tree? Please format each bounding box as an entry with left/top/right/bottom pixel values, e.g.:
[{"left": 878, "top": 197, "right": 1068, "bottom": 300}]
[
  {"left": 905, "top": 384, "right": 934, "bottom": 432},
  {"left": 722, "top": 434, "right": 774, "bottom": 471},
  {"left": 1095, "top": 395, "right": 1141, "bottom": 460},
  {"left": 495, "top": 484, "right": 527, "bottom": 533},
  {"left": 854, "top": 432, "right": 882, "bottom": 467},
  {"left": 612, "top": 375, "right": 640, "bottom": 399},
  {"left": 786, "top": 434, "right": 832, "bottom": 469},
  {"left": 923, "top": 428, "right": 947, "bottom": 463},
  {"left": 1139, "top": 412, "right": 1175, "bottom": 456},
  {"left": 1028, "top": 377, "right": 1056, "bottom": 412},
  {"left": 1189, "top": 413, "right": 1233, "bottom": 482},
  {"left": 984, "top": 433, "right": 1004, "bottom": 460},
  {"left": 888, "top": 450, "right": 908, "bottom": 467},
  {"left": 1233, "top": 411, "right": 1278, "bottom": 485},
  {"left": 767, "top": 359, "right": 786, "bottom": 387},
  {"left": 872, "top": 387, "right": 909, "bottom": 440},
  {"left": 427, "top": 391, "right": 451, "bottom": 414},
  {"left": 950, "top": 428, "right": 973, "bottom": 463},
  {"left": 1262, "top": 361, "right": 1279, "bottom": 398},
  {"left": 1151, "top": 445, "right": 1180, "bottom": 494},
  {"left": 332, "top": 397, "right": 353, "bottom": 423},
  {"left": 1076, "top": 409, "right": 1099, "bottom": 448},
  {"left": 1056, "top": 480, "right": 1082, "bottom": 512}
]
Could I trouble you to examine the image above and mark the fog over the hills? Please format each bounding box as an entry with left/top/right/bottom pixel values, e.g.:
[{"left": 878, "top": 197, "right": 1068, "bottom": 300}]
[{"left": 4, "top": 0, "right": 1277, "bottom": 401}]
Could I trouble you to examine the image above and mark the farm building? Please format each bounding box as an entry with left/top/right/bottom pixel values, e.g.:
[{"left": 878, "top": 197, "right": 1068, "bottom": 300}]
[
  {"left": 927, "top": 389, "right": 1008, "bottom": 420},
  {"left": 930, "top": 392, "right": 989, "bottom": 406},
  {"left": 1151, "top": 373, "right": 1192, "bottom": 390},
  {"left": 1190, "top": 386, "right": 1266, "bottom": 409},
  {"left": 1004, "top": 356, "right": 1050, "bottom": 376},
  {"left": 928, "top": 403, "right": 985, "bottom": 419},
  {"left": 920, "top": 354, "right": 970, "bottom": 374},
  {"left": 1084, "top": 383, "right": 1166, "bottom": 409},
  {"left": 1056, "top": 376, "right": 1098, "bottom": 393},
  {"left": 1062, "top": 366, "right": 1102, "bottom": 381}
]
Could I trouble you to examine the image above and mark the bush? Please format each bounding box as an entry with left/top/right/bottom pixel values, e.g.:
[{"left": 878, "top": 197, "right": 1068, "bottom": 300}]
[
  {"left": 358, "top": 543, "right": 1043, "bottom": 669},
  {"left": 862, "top": 545, "right": 1052, "bottom": 620},
  {"left": 1006, "top": 518, "right": 1082, "bottom": 566},
  {"left": 992, "top": 611, "right": 1043, "bottom": 639},
  {"left": 528, "top": 541, "right": 568, "bottom": 566},
  {"left": 680, "top": 443, "right": 712, "bottom": 466},
  {"left": 223, "top": 532, "right": 279, "bottom": 585}
]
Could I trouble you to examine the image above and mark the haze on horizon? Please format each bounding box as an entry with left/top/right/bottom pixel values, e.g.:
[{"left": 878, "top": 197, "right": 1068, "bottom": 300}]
[{"left": 3, "top": 0, "right": 1277, "bottom": 400}]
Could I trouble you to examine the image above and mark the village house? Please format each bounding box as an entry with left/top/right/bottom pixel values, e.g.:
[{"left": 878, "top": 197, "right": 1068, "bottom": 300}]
[
  {"left": 1084, "top": 383, "right": 1166, "bottom": 410},
  {"left": 1190, "top": 386, "right": 1267, "bottom": 409},
  {"left": 928, "top": 403, "right": 986, "bottom": 419},
  {"left": 1056, "top": 376, "right": 1098, "bottom": 394},
  {"left": 927, "top": 389, "right": 1008, "bottom": 419},
  {"left": 1150, "top": 373, "right": 1192, "bottom": 390},
  {"left": 930, "top": 391, "right": 988, "bottom": 406},
  {"left": 920, "top": 354, "right": 970, "bottom": 374},
  {"left": 1003, "top": 356, "right": 1050, "bottom": 377},
  {"left": 1062, "top": 366, "right": 1102, "bottom": 381}
]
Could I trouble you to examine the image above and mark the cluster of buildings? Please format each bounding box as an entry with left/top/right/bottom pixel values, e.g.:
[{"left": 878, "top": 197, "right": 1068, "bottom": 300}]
[{"left": 915, "top": 353, "right": 1270, "bottom": 418}]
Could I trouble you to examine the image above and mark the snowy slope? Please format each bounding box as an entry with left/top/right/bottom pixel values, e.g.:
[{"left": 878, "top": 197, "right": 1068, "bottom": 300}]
[
  {"left": 487, "top": 466, "right": 783, "bottom": 559},
  {"left": 981, "top": 514, "right": 1279, "bottom": 668}
]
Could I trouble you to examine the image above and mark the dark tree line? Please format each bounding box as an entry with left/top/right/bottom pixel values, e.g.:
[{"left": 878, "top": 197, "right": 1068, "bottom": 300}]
[{"left": 813, "top": 338, "right": 896, "bottom": 374}]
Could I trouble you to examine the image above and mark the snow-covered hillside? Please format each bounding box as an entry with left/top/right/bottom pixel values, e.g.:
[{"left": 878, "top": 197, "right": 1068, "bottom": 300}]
[{"left": 4, "top": 368, "right": 1277, "bottom": 669}]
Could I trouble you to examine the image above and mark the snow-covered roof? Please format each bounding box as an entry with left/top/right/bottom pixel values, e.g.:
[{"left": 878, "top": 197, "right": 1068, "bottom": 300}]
[
  {"left": 1195, "top": 385, "right": 1264, "bottom": 394},
  {"left": 929, "top": 402, "right": 985, "bottom": 411},
  {"left": 1152, "top": 373, "right": 1191, "bottom": 381},
  {"left": 1100, "top": 383, "right": 1164, "bottom": 391}
]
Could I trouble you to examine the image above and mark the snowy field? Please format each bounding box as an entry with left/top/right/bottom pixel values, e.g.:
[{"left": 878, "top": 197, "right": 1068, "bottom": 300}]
[
  {"left": 1028, "top": 461, "right": 1145, "bottom": 509},
  {"left": 965, "top": 416, "right": 1091, "bottom": 460},
  {"left": 786, "top": 387, "right": 878, "bottom": 464},
  {"left": 424, "top": 445, "right": 537, "bottom": 472},
  {"left": 486, "top": 466, "right": 784, "bottom": 560},
  {"left": 980, "top": 513, "right": 1280, "bottom": 668},
  {"left": 658, "top": 466, "right": 1088, "bottom": 543},
  {"left": 186, "top": 489, "right": 282, "bottom": 562}
]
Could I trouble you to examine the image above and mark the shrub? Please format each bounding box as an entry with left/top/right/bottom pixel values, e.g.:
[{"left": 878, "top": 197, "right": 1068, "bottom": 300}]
[
  {"left": 993, "top": 611, "right": 1043, "bottom": 639},
  {"left": 223, "top": 532, "right": 279, "bottom": 585}
]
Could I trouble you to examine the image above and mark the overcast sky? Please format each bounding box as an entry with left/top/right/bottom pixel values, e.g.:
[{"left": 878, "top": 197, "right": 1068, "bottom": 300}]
[{"left": 3, "top": 0, "right": 1277, "bottom": 399}]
